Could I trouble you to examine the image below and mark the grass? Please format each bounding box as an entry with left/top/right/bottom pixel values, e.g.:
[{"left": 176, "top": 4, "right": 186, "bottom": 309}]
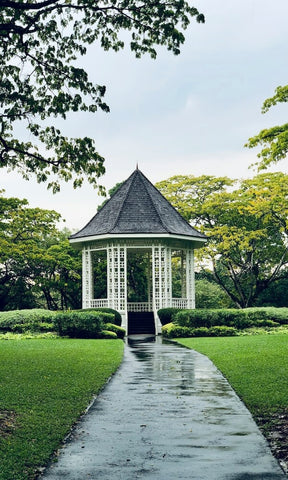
[
  {"left": 177, "top": 335, "right": 288, "bottom": 416},
  {"left": 0, "top": 338, "right": 124, "bottom": 480}
]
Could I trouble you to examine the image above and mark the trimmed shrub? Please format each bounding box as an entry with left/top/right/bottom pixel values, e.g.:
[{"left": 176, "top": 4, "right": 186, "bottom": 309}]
[
  {"left": 175, "top": 309, "right": 217, "bottom": 328},
  {"left": 12, "top": 322, "right": 55, "bottom": 333},
  {"left": 161, "top": 323, "right": 192, "bottom": 338},
  {"left": 190, "top": 327, "right": 210, "bottom": 337},
  {"left": 53, "top": 311, "right": 105, "bottom": 338},
  {"left": 162, "top": 323, "right": 238, "bottom": 338},
  {"left": 83, "top": 308, "right": 122, "bottom": 326},
  {"left": 209, "top": 326, "right": 238, "bottom": 337},
  {"left": 157, "top": 308, "right": 181, "bottom": 326},
  {"left": 100, "top": 330, "right": 118, "bottom": 339},
  {"left": 105, "top": 323, "right": 126, "bottom": 339},
  {"left": 174, "top": 308, "right": 283, "bottom": 331},
  {"left": 0, "top": 309, "right": 56, "bottom": 332}
]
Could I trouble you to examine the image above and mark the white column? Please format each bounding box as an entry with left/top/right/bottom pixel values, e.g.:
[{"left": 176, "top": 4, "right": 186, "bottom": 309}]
[
  {"left": 186, "top": 249, "right": 195, "bottom": 309},
  {"left": 82, "top": 246, "right": 93, "bottom": 309}
]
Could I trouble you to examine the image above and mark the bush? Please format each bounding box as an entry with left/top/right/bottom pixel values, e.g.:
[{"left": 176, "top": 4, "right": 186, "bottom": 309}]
[
  {"left": 248, "top": 307, "right": 288, "bottom": 325},
  {"left": 174, "top": 308, "right": 284, "bottom": 331},
  {"left": 175, "top": 309, "right": 217, "bottom": 328},
  {"left": 157, "top": 308, "right": 181, "bottom": 326},
  {"left": 209, "top": 326, "right": 238, "bottom": 337},
  {"left": 100, "top": 330, "right": 118, "bottom": 339},
  {"left": 161, "top": 323, "right": 192, "bottom": 338},
  {"left": 0, "top": 309, "right": 56, "bottom": 332},
  {"left": 12, "top": 322, "right": 55, "bottom": 333},
  {"left": 53, "top": 311, "right": 106, "bottom": 338},
  {"left": 105, "top": 323, "right": 126, "bottom": 339},
  {"left": 84, "top": 308, "right": 122, "bottom": 326},
  {"left": 161, "top": 323, "right": 238, "bottom": 338},
  {"left": 195, "top": 279, "right": 233, "bottom": 308}
]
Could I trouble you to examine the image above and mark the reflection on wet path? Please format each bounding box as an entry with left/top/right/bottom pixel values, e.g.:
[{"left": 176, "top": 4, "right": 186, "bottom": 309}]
[{"left": 41, "top": 335, "right": 285, "bottom": 480}]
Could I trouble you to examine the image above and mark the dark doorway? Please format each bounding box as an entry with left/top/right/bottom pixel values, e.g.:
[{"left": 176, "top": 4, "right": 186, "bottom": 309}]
[{"left": 128, "top": 312, "right": 155, "bottom": 335}]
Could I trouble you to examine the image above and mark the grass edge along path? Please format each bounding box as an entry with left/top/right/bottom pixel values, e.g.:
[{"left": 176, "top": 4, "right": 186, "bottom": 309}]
[
  {"left": 0, "top": 338, "right": 124, "bottom": 480},
  {"left": 176, "top": 335, "right": 288, "bottom": 475}
]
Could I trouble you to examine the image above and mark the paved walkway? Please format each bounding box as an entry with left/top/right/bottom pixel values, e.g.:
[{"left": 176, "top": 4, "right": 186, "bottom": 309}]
[{"left": 41, "top": 336, "right": 286, "bottom": 480}]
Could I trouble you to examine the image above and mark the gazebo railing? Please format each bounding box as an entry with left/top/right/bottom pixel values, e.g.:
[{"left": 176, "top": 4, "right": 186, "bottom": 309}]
[
  {"left": 90, "top": 299, "right": 108, "bottom": 308},
  {"left": 127, "top": 302, "right": 152, "bottom": 312},
  {"left": 172, "top": 298, "right": 188, "bottom": 309},
  {"left": 88, "top": 298, "right": 189, "bottom": 310}
]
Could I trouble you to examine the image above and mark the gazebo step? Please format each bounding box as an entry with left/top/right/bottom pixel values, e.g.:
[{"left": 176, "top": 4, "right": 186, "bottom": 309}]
[{"left": 128, "top": 312, "right": 155, "bottom": 335}]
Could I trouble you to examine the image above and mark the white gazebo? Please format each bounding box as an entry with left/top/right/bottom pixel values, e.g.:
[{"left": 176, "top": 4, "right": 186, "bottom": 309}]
[{"left": 69, "top": 169, "right": 206, "bottom": 334}]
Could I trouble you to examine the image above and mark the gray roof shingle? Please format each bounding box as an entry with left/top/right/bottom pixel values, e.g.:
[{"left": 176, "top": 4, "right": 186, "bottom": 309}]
[{"left": 70, "top": 169, "right": 206, "bottom": 240}]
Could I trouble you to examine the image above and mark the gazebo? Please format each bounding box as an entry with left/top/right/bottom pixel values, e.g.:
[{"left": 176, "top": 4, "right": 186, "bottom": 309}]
[{"left": 69, "top": 169, "right": 206, "bottom": 334}]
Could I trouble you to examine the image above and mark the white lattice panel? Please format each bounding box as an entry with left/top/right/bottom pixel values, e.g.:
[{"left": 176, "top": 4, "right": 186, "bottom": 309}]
[
  {"left": 107, "top": 245, "right": 127, "bottom": 312},
  {"left": 82, "top": 247, "right": 93, "bottom": 308},
  {"left": 186, "top": 249, "right": 195, "bottom": 308}
]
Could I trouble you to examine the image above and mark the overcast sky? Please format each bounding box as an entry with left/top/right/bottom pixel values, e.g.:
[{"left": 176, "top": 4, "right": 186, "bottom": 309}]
[{"left": 2, "top": 0, "right": 288, "bottom": 232}]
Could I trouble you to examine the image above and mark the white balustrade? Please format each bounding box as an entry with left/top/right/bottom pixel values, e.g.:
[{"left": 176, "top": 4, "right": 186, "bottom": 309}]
[
  {"left": 172, "top": 298, "right": 188, "bottom": 309},
  {"left": 90, "top": 299, "right": 108, "bottom": 308},
  {"left": 127, "top": 302, "right": 151, "bottom": 312}
]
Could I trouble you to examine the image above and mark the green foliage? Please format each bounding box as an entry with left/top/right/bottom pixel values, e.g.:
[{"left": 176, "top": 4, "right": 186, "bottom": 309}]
[
  {"left": 157, "top": 308, "right": 181, "bottom": 325},
  {"left": 53, "top": 311, "right": 108, "bottom": 338},
  {"left": 174, "top": 307, "right": 288, "bottom": 330},
  {"left": 195, "top": 279, "right": 233, "bottom": 308},
  {"left": 161, "top": 322, "right": 237, "bottom": 338},
  {"left": 156, "top": 172, "right": 288, "bottom": 308},
  {"left": 245, "top": 85, "right": 288, "bottom": 171},
  {"left": 0, "top": 338, "right": 124, "bottom": 480},
  {"left": 0, "top": 1, "right": 204, "bottom": 191},
  {"left": 0, "top": 193, "right": 82, "bottom": 311},
  {"left": 100, "top": 330, "right": 118, "bottom": 339},
  {"left": 209, "top": 326, "right": 238, "bottom": 337},
  {"left": 161, "top": 307, "right": 288, "bottom": 338},
  {"left": 161, "top": 323, "right": 191, "bottom": 338},
  {"left": 85, "top": 308, "right": 122, "bottom": 326},
  {"left": 105, "top": 323, "right": 126, "bottom": 339},
  {"left": 0, "top": 309, "right": 56, "bottom": 332}
]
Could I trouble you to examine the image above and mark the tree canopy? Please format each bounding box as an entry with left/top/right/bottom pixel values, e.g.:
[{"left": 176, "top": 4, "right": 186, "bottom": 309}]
[
  {"left": 156, "top": 172, "right": 288, "bottom": 308},
  {"left": 246, "top": 85, "right": 288, "bottom": 170},
  {"left": 0, "top": 192, "right": 81, "bottom": 310},
  {"left": 0, "top": 1, "right": 204, "bottom": 192}
]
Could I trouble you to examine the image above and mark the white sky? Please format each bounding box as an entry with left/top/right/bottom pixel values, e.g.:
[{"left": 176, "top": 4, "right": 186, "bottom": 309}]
[{"left": 1, "top": 0, "right": 288, "bottom": 232}]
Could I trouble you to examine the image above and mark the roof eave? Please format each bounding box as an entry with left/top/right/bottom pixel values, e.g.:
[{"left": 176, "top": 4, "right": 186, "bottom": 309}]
[{"left": 69, "top": 232, "right": 207, "bottom": 249}]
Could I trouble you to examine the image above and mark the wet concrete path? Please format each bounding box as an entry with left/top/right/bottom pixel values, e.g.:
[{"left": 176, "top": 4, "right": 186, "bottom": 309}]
[{"left": 41, "top": 336, "right": 285, "bottom": 480}]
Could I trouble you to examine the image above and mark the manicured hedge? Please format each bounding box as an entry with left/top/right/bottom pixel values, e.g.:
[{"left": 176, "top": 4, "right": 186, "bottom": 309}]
[
  {"left": 0, "top": 309, "right": 56, "bottom": 332},
  {"left": 174, "top": 307, "right": 287, "bottom": 330},
  {"left": 162, "top": 323, "right": 237, "bottom": 338},
  {"left": 53, "top": 311, "right": 113, "bottom": 338},
  {"left": 161, "top": 307, "right": 288, "bottom": 338},
  {"left": 105, "top": 323, "right": 126, "bottom": 339},
  {"left": 157, "top": 308, "right": 181, "bottom": 326},
  {"left": 83, "top": 307, "right": 122, "bottom": 326}
]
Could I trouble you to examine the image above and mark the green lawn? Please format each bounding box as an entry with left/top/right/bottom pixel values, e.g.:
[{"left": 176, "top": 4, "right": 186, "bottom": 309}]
[
  {"left": 177, "top": 335, "right": 288, "bottom": 415},
  {"left": 0, "top": 338, "right": 124, "bottom": 480}
]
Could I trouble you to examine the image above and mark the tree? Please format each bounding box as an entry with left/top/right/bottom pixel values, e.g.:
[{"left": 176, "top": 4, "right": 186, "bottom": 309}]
[
  {"left": 0, "top": 1, "right": 204, "bottom": 192},
  {"left": 245, "top": 85, "right": 288, "bottom": 170},
  {"left": 0, "top": 192, "right": 81, "bottom": 310},
  {"left": 156, "top": 173, "right": 288, "bottom": 308}
]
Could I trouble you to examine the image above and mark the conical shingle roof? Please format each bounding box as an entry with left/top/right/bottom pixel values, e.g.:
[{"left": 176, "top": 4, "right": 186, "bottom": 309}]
[{"left": 70, "top": 169, "right": 206, "bottom": 242}]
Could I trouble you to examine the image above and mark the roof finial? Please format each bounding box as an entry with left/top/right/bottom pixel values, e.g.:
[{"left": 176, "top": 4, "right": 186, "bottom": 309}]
[{"left": 136, "top": 162, "right": 139, "bottom": 170}]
